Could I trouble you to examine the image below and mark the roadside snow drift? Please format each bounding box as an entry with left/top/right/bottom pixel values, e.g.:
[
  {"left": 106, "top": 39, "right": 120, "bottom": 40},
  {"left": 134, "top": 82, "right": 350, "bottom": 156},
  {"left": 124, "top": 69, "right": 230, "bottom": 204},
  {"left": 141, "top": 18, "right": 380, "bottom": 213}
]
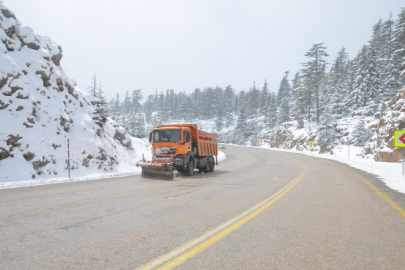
[{"left": 0, "top": 3, "right": 148, "bottom": 185}]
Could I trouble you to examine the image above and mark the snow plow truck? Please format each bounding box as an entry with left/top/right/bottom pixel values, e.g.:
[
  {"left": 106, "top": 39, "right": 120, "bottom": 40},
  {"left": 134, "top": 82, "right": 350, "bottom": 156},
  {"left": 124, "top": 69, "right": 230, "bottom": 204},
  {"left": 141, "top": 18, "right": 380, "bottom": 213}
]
[{"left": 137, "top": 124, "right": 218, "bottom": 179}]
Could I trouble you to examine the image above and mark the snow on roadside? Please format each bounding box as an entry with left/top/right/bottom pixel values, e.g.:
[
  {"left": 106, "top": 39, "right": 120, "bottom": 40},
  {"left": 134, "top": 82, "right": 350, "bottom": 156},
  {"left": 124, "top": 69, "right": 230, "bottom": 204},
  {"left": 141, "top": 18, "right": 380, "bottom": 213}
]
[
  {"left": 0, "top": 142, "right": 226, "bottom": 189},
  {"left": 235, "top": 143, "right": 405, "bottom": 195}
]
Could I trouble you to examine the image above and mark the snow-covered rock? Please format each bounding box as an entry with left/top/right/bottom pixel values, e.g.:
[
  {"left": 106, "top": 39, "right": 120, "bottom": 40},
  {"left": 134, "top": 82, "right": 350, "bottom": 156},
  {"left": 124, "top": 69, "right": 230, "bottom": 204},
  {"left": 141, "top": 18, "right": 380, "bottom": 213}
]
[
  {"left": 0, "top": 3, "right": 145, "bottom": 183},
  {"left": 365, "top": 88, "right": 405, "bottom": 162}
]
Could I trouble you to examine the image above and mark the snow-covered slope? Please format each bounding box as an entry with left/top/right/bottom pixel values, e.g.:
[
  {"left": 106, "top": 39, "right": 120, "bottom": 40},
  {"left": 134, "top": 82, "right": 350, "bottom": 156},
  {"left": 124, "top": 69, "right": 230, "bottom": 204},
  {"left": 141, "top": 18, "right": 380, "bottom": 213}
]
[
  {"left": 366, "top": 88, "right": 405, "bottom": 162},
  {"left": 0, "top": 3, "right": 148, "bottom": 183}
]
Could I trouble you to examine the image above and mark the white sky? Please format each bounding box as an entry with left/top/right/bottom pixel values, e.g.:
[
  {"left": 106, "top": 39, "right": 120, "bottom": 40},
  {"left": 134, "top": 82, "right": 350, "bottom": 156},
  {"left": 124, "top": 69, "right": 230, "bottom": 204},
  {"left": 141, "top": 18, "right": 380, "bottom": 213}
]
[{"left": 4, "top": 0, "right": 405, "bottom": 100}]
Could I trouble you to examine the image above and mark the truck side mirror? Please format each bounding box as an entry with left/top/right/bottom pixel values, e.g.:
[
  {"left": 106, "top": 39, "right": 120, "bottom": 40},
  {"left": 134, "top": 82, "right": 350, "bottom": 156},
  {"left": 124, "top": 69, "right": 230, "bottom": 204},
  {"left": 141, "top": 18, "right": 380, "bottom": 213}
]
[{"left": 149, "top": 132, "right": 153, "bottom": 143}]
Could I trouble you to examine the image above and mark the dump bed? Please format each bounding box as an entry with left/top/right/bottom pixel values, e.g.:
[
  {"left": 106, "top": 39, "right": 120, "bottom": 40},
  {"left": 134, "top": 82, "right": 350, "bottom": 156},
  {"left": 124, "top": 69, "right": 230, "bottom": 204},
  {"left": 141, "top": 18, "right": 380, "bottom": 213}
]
[{"left": 160, "top": 124, "right": 218, "bottom": 157}]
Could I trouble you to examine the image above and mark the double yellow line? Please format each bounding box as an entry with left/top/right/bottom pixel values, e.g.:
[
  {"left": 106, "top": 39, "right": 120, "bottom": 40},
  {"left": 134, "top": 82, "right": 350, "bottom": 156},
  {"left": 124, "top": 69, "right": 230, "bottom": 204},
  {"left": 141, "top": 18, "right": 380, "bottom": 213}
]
[{"left": 137, "top": 161, "right": 306, "bottom": 270}]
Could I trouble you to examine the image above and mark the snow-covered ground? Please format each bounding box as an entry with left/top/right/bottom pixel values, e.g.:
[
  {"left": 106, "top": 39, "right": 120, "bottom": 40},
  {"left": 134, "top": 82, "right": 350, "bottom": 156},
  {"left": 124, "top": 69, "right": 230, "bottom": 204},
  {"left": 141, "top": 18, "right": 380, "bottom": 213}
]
[
  {"left": 0, "top": 147, "right": 227, "bottom": 189},
  {"left": 234, "top": 143, "right": 405, "bottom": 195}
]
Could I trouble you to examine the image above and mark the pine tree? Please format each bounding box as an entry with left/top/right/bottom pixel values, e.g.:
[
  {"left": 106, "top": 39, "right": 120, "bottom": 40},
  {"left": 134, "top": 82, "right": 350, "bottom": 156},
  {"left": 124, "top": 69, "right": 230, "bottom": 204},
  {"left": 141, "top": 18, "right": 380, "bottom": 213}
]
[
  {"left": 246, "top": 82, "right": 260, "bottom": 117},
  {"left": 381, "top": 13, "right": 401, "bottom": 100},
  {"left": 316, "top": 109, "right": 336, "bottom": 153},
  {"left": 267, "top": 93, "right": 278, "bottom": 129},
  {"left": 353, "top": 45, "right": 380, "bottom": 107},
  {"left": 215, "top": 109, "right": 224, "bottom": 131},
  {"left": 152, "top": 112, "right": 162, "bottom": 127},
  {"left": 259, "top": 80, "right": 269, "bottom": 116},
  {"left": 329, "top": 47, "right": 348, "bottom": 114},
  {"left": 225, "top": 111, "right": 234, "bottom": 128},
  {"left": 87, "top": 73, "right": 98, "bottom": 98},
  {"left": 350, "top": 118, "right": 372, "bottom": 146},
  {"left": 123, "top": 91, "right": 131, "bottom": 114},
  {"left": 392, "top": 8, "right": 405, "bottom": 83},
  {"left": 236, "top": 107, "right": 247, "bottom": 133},
  {"left": 128, "top": 111, "right": 146, "bottom": 138},
  {"left": 301, "top": 43, "right": 329, "bottom": 123},
  {"left": 92, "top": 83, "right": 109, "bottom": 129},
  {"left": 131, "top": 89, "right": 143, "bottom": 113},
  {"left": 278, "top": 72, "right": 292, "bottom": 124}
]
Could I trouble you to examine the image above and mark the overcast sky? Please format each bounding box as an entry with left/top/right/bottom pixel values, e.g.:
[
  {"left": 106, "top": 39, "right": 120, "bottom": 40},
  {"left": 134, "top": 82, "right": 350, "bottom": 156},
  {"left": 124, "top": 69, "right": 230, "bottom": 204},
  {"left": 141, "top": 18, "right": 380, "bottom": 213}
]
[{"left": 5, "top": 0, "right": 405, "bottom": 100}]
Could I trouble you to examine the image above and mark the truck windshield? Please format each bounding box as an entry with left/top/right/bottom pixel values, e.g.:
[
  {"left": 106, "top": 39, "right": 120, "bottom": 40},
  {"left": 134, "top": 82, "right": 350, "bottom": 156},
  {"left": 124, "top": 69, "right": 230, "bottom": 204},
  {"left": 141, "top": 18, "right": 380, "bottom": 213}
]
[{"left": 154, "top": 129, "right": 181, "bottom": 143}]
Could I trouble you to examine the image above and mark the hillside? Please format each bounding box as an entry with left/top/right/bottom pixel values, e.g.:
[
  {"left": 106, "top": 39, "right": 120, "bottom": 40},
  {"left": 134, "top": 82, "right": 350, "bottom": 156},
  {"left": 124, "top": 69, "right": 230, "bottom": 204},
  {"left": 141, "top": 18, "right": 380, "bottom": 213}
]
[{"left": 0, "top": 3, "right": 149, "bottom": 183}]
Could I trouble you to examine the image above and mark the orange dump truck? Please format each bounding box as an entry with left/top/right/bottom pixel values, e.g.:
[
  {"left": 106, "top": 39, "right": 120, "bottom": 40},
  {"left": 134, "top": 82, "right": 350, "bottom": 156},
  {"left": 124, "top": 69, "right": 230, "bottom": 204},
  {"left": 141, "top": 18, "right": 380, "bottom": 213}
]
[{"left": 137, "top": 124, "right": 218, "bottom": 179}]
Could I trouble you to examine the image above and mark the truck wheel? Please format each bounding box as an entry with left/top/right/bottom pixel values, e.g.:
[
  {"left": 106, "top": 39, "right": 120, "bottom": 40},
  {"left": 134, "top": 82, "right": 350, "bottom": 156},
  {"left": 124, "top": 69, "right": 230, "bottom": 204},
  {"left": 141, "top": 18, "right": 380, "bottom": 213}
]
[
  {"left": 209, "top": 157, "right": 215, "bottom": 172},
  {"left": 186, "top": 159, "right": 195, "bottom": 176},
  {"left": 204, "top": 159, "right": 211, "bottom": 173}
]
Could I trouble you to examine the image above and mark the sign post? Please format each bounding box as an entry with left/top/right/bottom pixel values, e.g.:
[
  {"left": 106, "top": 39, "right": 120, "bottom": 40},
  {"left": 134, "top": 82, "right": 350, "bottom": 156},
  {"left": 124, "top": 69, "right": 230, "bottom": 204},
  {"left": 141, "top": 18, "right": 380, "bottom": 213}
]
[
  {"left": 394, "top": 131, "right": 405, "bottom": 176},
  {"left": 67, "top": 139, "right": 71, "bottom": 179}
]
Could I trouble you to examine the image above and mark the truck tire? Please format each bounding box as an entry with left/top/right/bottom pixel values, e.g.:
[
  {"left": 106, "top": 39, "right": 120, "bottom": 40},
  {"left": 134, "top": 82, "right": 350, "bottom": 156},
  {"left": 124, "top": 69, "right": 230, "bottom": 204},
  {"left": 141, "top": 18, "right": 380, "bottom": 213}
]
[
  {"left": 209, "top": 157, "right": 215, "bottom": 172},
  {"left": 186, "top": 158, "right": 195, "bottom": 176},
  {"left": 203, "top": 158, "right": 210, "bottom": 173}
]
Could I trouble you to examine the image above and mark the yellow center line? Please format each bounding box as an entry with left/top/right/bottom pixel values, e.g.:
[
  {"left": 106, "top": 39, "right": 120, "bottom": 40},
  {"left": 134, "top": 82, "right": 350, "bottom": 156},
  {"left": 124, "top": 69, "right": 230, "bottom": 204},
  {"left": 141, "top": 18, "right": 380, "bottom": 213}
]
[
  {"left": 137, "top": 160, "right": 306, "bottom": 270},
  {"left": 326, "top": 160, "right": 405, "bottom": 218}
]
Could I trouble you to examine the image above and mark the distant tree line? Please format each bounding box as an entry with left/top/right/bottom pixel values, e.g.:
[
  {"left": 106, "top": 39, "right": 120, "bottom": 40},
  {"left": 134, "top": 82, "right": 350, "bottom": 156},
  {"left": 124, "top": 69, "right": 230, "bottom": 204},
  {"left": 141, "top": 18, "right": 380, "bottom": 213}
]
[{"left": 104, "top": 8, "right": 405, "bottom": 145}]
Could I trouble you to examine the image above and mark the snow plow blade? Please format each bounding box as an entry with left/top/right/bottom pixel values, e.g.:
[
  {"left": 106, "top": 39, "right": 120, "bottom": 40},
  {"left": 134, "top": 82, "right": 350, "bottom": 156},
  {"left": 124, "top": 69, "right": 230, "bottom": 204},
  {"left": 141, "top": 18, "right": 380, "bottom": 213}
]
[{"left": 136, "top": 159, "right": 174, "bottom": 180}]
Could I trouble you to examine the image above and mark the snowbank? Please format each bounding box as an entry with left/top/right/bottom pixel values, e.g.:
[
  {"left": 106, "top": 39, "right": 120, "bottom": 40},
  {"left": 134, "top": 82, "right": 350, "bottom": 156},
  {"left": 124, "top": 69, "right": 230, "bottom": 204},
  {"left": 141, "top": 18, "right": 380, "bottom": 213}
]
[{"left": 240, "top": 144, "right": 405, "bottom": 195}]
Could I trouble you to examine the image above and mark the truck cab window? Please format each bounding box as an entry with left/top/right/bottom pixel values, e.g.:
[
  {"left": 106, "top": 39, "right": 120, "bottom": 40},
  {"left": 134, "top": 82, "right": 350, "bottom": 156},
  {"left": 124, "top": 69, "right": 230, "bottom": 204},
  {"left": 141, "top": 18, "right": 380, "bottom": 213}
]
[{"left": 184, "top": 131, "right": 191, "bottom": 142}]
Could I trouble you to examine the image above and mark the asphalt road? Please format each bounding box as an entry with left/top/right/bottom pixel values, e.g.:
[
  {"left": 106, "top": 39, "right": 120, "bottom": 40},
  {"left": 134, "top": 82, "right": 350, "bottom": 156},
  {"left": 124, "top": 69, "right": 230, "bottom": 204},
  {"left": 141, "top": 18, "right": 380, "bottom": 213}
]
[{"left": 1, "top": 145, "right": 405, "bottom": 270}]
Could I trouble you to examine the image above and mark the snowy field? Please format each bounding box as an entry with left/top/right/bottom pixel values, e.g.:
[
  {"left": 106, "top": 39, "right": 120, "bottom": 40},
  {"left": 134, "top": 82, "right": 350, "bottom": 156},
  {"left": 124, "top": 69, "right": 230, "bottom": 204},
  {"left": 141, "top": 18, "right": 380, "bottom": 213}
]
[
  {"left": 0, "top": 148, "right": 226, "bottom": 189},
  {"left": 233, "top": 143, "right": 405, "bottom": 195}
]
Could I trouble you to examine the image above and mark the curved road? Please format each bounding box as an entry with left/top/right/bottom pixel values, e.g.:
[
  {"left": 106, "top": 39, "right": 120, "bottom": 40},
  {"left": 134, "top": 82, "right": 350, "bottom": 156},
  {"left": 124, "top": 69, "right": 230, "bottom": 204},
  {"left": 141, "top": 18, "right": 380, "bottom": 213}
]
[{"left": 1, "top": 146, "right": 405, "bottom": 269}]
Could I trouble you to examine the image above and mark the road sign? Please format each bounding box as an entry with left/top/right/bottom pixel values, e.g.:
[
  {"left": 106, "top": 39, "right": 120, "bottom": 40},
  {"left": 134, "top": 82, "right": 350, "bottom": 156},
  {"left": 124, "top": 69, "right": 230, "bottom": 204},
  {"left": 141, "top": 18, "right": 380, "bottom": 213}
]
[
  {"left": 394, "top": 131, "right": 405, "bottom": 176},
  {"left": 308, "top": 141, "right": 314, "bottom": 147},
  {"left": 257, "top": 139, "right": 262, "bottom": 144},
  {"left": 394, "top": 131, "right": 405, "bottom": 147}
]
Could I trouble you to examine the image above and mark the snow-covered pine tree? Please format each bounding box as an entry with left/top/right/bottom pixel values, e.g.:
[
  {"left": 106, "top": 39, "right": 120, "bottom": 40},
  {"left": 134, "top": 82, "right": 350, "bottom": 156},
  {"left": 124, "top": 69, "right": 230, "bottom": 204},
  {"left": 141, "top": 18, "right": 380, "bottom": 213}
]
[
  {"left": 353, "top": 45, "right": 380, "bottom": 107},
  {"left": 224, "top": 85, "right": 235, "bottom": 114},
  {"left": 236, "top": 107, "right": 247, "bottom": 133},
  {"left": 278, "top": 72, "right": 292, "bottom": 124},
  {"left": 131, "top": 89, "right": 143, "bottom": 113},
  {"left": 130, "top": 112, "right": 146, "bottom": 138},
  {"left": 123, "top": 91, "right": 131, "bottom": 114},
  {"left": 215, "top": 109, "right": 224, "bottom": 131},
  {"left": 245, "top": 82, "right": 260, "bottom": 117},
  {"left": 109, "top": 101, "right": 119, "bottom": 121},
  {"left": 225, "top": 111, "right": 234, "bottom": 128},
  {"left": 87, "top": 73, "right": 98, "bottom": 98},
  {"left": 152, "top": 112, "right": 162, "bottom": 127},
  {"left": 392, "top": 8, "right": 405, "bottom": 83},
  {"left": 127, "top": 112, "right": 136, "bottom": 136},
  {"left": 329, "top": 47, "right": 348, "bottom": 115},
  {"left": 291, "top": 72, "right": 305, "bottom": 128},
  {"left": 316, "top": 108, "right": 336, "bottom": 153},
  {"left": 301, "top": 43, "right": 329, "bottom": 123},
  {"left": 290, "top": 72, "right": 300, "bottom": 120},
  {"left": 267, "top": 93, "right": 278, "bottom": 129},
  {"left": 92, "top": 83, "right": 109, "bottom": 129},
  {"left": 259, "top": 80, "right": 269, "bottom": 116},
  {"left": 350, "top": 118, "right": 373, "bottom": 146},
  {"left": 381, "top": 13, "right": 403, "bottom": 100}
]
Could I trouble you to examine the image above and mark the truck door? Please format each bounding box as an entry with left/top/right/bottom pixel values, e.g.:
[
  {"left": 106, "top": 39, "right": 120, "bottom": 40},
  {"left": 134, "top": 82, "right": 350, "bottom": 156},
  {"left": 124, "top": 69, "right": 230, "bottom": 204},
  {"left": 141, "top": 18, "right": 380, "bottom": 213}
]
[{"left": 184, "top": 130, "right": 191, "bottom": 152}]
